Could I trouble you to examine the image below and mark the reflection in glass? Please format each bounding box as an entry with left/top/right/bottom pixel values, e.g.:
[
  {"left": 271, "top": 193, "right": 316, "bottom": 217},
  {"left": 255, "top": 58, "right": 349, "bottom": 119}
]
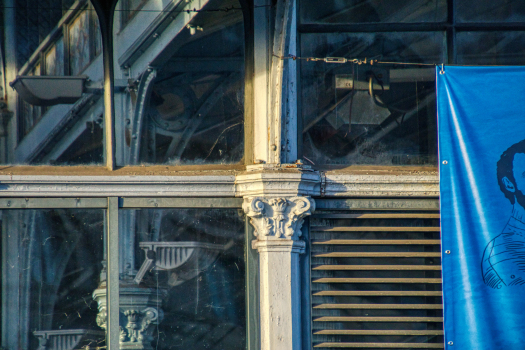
[
  {"left": 456, "top": 32, "right": 525, "bottom": 66},
  {"left": 120, "top": 0, "right": 149, "bottom": 27},
  {"left": 114, "top": 0, "right": 244, "bottom": 165},
  {"left": 301, "top": 32, "right": 443, "bottom": 166},
  {"left": 69, "top": 10, "right": 100, "bottom": 76},
  {"left": 457, "top": 0, "right": 525, "bottom": 22},
  {"left": 45, "top": 37, "right": 65, "bottom": 76},
  {"left": 118, "top": 209, "right": 246, "bottom": 349},
  {"left": 300, "top": 0, "right": 446, "bottom": 24},
  {"left": 20, "top": 64, "right": 42, "bottom": 136},
  {"left": 1, "top": 209, "right": 105, "bottom": 350},
  {"left": 2, "top": 1, "right": 104, "bottom": 164}
]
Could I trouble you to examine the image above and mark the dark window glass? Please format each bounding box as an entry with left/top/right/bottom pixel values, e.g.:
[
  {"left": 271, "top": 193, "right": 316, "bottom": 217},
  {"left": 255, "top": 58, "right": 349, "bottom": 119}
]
[
  {"left": 301, "top": 32, "right": 443, "bottom": 166},
  {"left": 457, "top": 0, "right": 525, "bottom": 22},
  {"left": 1, "top": 209, "right": 106, "bottom": 350},
  {"left": 69, "top": 9, "right": 102, "bottom": 75},
  {"left": 300, "top": 0, "right": 447, "bottom": 24},
  {"left": 119, "top": 0, "right": 149, "bottom": 28},
  {"left": 118, "top": 209, "right": 246, "bottom": 349},
  {"left": 114, "top": 0, "right": 244, "bottom": 166},
  {"left": 456, "top": 31, "right": 525, "bottom": 65},
  {"left": 3, "top": 1, "right": 104, "bottom": 165}
]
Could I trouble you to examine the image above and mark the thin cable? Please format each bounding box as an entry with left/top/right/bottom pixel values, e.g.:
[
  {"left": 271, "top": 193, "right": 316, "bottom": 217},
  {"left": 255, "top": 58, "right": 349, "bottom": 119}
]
[
  {"left": 274, "top": 54, "right": 439, "bottom": 67},
  {"left": 276, "top": 54, "right": 525, "bottom": 67}
]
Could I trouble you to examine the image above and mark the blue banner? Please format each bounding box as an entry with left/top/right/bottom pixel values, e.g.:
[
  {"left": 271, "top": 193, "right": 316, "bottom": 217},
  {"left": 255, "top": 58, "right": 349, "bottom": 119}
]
[{"left": 438, "top": 66, "right": 525, "bottom": 349}]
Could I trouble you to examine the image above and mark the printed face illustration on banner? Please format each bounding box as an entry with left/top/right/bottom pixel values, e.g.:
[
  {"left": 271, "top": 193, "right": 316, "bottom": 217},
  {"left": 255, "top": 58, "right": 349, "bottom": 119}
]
[
  {"left": 482, "top": 141, "right": 525, "bottom": 288},
  {"left": 438, "top": 66, "right": 525, "bottom": 349}
]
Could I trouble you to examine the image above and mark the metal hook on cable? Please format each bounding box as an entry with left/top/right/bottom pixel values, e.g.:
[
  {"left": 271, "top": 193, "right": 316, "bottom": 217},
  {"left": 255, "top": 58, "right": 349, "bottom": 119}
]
[{"left": 439, "top": 64, "right": 445, "bottom": 75}]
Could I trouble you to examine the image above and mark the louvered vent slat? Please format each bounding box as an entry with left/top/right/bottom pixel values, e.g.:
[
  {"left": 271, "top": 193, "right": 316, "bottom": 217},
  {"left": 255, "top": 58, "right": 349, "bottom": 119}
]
[
  {"left": 313, "top": 240, "right": 441, "bottom": 245},
  {"left": 313, "top": 265, "right": 441, "bottom": 271},
  {"left": 314, "top": 342, "right": 444, "bottom": 348},
  {"left": 315, "top": 330, "right": 444, "bottom": 336},
  {"left": 310, "top": 207, "right": 443, "bottom": 350},
  {"left": 312, "top": 227, "right": 440, "bottom": 232}
]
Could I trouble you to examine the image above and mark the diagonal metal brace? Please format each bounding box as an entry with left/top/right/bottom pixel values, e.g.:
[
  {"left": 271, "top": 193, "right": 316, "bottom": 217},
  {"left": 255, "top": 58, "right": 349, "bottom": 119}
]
[{"left": 133, "top": 249, "right": 156, "bottom": 284}]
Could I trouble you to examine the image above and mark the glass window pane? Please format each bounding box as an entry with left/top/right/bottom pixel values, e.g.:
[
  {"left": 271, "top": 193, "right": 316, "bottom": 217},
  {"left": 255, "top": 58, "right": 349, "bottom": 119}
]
[
  {"left": 300, "top": 0, "right": 447, "bottom": 24},
  {"left": 457, "top": 0, "right": 525, "bottom": 22},
  {"left": 69, "top": 11, "right": 93, "bottom": 76},
  {"left": 301, "top": 32, "right": 444, "bottom": 166},
  {"left": 118, "top": 208, "right": 246, "bottom": 349},
  {"left": 114, "top": 0, "right": 244, "bottom": 166},
  {"left": 1, "top": 209, "right": 106, "bottom": 350},
  {"left": 456, "top": 31, "right": 525, "bottom": 65},
  {"left": 120, "top": 0, "right": 148, "bottom": 27},
  {"left": 3, "top": 1, "right": 104, "bottom": 165}
]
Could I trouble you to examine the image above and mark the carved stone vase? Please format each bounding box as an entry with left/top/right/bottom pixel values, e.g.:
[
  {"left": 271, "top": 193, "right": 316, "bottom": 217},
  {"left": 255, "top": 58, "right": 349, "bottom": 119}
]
[{"left": 93, "top": 285, "right": 166, "bottom": 350}]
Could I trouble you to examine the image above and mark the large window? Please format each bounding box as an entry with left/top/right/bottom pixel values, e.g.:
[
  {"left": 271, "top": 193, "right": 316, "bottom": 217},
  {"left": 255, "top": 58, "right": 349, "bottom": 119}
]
[
  {"left": 2, "top": 207, "right": 105, "bottom": 350},
  {"left": 119, "top": 208, "right": 246, "bottom": 348},
  {"left": 1, "top": 1, "right": 250, "bottom": 349},
  {"left": 113, "top": 0, "right": 245, "bottom": 166},
  {"left": 8, "top": 0, "right": 104, "bottom": 165},
  {"left": 299, "top": 0, "right": 525, "bottom": 167},
  {"left": 1, "top": 198, "right": 246, "bottom": 350},
  {"left": 2, "top": 0, "right": 246, "bottom": 167}
]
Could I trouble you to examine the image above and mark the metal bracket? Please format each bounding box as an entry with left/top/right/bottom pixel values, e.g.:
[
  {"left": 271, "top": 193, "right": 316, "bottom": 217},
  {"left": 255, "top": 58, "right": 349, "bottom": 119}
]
[
  {"left": 129, "top": 67, "right": 157, "bottom": 165},
  {"left": 320, "top": 171, "right": 326, "bottom": 197}
]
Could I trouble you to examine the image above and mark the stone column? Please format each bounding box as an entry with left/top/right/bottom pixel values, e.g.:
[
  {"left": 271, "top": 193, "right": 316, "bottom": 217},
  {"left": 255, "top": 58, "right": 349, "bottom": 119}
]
[{"left": 243, "top": 196, "right": 314, "bottom": 350}]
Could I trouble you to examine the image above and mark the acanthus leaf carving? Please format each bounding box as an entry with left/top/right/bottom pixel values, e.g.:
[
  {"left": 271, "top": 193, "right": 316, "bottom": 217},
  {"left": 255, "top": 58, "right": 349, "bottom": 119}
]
[
  {"left": 120, "top": 307, "right": 159, "bottom": 344},
  {"left": 243, "top": 196, "right": 315, "bottom": 242}
]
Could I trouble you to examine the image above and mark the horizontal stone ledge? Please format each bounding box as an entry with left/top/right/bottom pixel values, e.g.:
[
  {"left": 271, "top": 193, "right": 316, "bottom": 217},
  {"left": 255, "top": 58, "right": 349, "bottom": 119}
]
[
  {"left": 252, "top": 239, "right": 306, "bottom": 253},
  {"left": 0, "top": 173, "right": 440, "bottom": 197}
]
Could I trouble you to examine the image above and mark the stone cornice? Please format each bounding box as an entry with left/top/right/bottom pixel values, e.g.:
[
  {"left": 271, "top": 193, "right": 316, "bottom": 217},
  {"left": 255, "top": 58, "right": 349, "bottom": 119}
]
[
  {"left": 0, "top": 175, "right": 236, "bottom": 197},
  {"left": 323, "top": 173, "right": 439, "bottom": 197},
  {"left": 0, "top": 169, "right": 440, "bottom": 197},
  {"left": 235, "top": 163, "right": 320, "bottom": 197}
]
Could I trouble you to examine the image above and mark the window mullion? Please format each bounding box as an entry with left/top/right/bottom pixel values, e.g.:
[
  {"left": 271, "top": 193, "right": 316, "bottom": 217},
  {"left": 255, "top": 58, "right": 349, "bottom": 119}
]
[{"left": 107, "top": 196, "right": 120, "bottom": 350}]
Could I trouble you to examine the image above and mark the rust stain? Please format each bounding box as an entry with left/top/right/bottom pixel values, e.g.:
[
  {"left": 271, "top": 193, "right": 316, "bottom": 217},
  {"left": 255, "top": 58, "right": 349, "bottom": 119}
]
[{"left": 0, "top": 164, "right": 245, "bottom": 176}]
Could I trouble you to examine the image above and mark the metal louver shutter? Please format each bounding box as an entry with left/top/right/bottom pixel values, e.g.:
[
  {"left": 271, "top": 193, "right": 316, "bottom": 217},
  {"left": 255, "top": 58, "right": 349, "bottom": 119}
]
[{"left": 311, "top": 199, "right": 443, "bottom": 349}]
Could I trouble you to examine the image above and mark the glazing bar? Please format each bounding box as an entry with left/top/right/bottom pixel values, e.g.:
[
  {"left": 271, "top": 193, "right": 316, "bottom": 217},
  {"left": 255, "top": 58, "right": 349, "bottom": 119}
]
[{"left": 107, "top": 197, "right": 119, "bottom": 350}]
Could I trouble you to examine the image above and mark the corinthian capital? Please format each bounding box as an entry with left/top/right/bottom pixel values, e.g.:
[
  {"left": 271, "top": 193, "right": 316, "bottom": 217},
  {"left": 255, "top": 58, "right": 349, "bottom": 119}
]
[{"left": 243, "top": 196, "right": 315, "bottom": 241}]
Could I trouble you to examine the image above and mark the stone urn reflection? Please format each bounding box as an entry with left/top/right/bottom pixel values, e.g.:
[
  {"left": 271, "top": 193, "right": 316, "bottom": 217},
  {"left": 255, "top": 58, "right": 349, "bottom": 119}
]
[
  {"left": 92, "top": 285, "right": 165, "bottom": 350},
  {"left": 92, "top": 241, "right": 226, "bottom": 349}
]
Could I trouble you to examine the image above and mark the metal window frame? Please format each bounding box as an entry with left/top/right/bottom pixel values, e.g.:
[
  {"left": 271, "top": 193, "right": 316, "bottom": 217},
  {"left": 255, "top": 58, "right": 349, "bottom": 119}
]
[
  {"left": 3, "top": 0, "right": 255, "bottom": 344},
  {"left": 295, "top": 1, "right": 525, "bottom": 167},
  {"left": 0, "top": 196, "right": 251, "bottom": 349}
]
